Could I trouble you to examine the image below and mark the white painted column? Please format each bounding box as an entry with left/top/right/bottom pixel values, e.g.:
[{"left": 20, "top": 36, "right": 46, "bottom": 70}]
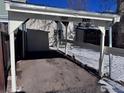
[
  {"left": 65, "top": 24, "right": 68, "bottom": 55},
  {"left": 9, "top": 31, "right": 16, "bottom": 92},
  {"left": 99, "top": 26, "right": 106, "bottom": 77},
  {"left": 109, "top": 26, "right": 112, "bottom": 78},
  {"left": 56, "top": 21, "right": 59, "bottom": 50},
  {"left": 62, "top": 21, "right": 68, "bottom": 55},
  {"left": 109, "top": 27, "right": 112, "bottom": 48},
  {"left": 8, "top": 12, "right": 26, "bottom": 92}
]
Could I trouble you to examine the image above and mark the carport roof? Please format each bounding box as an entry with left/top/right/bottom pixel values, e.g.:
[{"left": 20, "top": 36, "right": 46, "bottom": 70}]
[{"left": 5, "top": 1, "right": 120, "bottom": 22}]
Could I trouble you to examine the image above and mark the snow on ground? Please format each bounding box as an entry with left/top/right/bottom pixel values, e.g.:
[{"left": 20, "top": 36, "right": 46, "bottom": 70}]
[
  {"left": 111, "top": 56, "right": 124, "bottom": 81},
  {"left": 58, "top": 45, "right": 124, "bottom": 82},
  {"left": 99, "top": 78, "right": 124, "bottom": 93}
]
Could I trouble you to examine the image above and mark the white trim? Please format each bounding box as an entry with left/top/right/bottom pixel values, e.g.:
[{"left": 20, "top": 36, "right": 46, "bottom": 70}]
[
  {"left": 8, "top": 12, "right": 26, "bottom": 34},
  {"left": 5, "top": 1, "right": 120, "bottom": 22},
  {"left": 99, "top": 26, "right": 106, "bottom": 77},
  {"left": 9, "top": 31, "right": 16, "bottom": 92}
]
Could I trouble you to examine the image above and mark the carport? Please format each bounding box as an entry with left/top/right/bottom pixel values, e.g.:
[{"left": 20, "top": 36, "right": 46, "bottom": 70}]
[{"left": 5, "top": 1, "right": 120, "bottom": 92}]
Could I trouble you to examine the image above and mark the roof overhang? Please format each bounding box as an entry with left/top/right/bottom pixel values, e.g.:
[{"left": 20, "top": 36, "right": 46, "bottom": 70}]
[
  {"left": 5, "top": 1, "right": 120, "bottom": 22},
  {"left": 5, "top": 1, "right": 121, "bottom": 34}
]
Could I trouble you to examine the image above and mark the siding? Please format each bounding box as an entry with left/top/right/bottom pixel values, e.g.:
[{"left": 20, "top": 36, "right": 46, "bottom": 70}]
[{"left": 0, "top": 0, "right": 7, "bottom": 16}]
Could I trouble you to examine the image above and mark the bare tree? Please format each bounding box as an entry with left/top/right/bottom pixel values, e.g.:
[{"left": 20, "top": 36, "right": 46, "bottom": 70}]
[{"left": 118, "top": 0, "right": 124, "bottom": 14}]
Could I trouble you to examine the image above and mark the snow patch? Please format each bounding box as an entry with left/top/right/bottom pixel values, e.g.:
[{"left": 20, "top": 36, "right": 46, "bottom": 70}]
[
  {"left": 58, "top": 45, "right": 124, "bottom": 82},
  {"left": 99, "top": 78, "right": 124, "bottom": 93}
]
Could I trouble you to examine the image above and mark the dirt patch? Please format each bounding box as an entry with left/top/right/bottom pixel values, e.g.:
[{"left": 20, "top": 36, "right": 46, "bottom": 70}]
[{"left": 8, "top": 57, "right": 104, "bottom": 93}]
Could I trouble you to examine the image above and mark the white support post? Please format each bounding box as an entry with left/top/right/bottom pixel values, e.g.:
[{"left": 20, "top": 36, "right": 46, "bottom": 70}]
[
  {"left": 109, "top": 27, "right": 112, "bottom": 48},
  {"left": 99, "top": 26, "right": 106, "bottom": 77},
  {"left": 109, "top": 26, "right": 112, "bottom": 78},
  {"left": 9, "top": 12, "right": 26, "bottom": 92},
  {"left": 65, "top": 25, "right": 68, "bottom": 55},
  {"left": 62, "top": 22, "right": 69, "bottom": 55},
  {"left": 56, "top": 21, "right": 59, "bottom": 50},
  {"left": 57, "top": 30, "right": 59, "bottom": 50},
  {"left": 9, "top": 31, "right": 16, "bottom": 92}
]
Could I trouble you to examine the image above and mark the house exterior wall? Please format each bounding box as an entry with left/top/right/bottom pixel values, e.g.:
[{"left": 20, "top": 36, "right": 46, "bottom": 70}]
[
  {"left": 0, "top": 0, "right": 7, "bottom": 16},
  {"left": 0, "top": 0, "right": 8, "bottom": 23}
]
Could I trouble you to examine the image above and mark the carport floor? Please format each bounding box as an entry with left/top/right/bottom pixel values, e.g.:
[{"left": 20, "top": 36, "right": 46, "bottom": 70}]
[{"left": 15, "top": 57, "right": 104, "bottom": 93}]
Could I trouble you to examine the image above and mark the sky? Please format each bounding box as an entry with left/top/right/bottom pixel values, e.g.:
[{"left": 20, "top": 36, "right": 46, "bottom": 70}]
[{"left": 27, "top": 0, "right": 117, "bottom": 13}]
